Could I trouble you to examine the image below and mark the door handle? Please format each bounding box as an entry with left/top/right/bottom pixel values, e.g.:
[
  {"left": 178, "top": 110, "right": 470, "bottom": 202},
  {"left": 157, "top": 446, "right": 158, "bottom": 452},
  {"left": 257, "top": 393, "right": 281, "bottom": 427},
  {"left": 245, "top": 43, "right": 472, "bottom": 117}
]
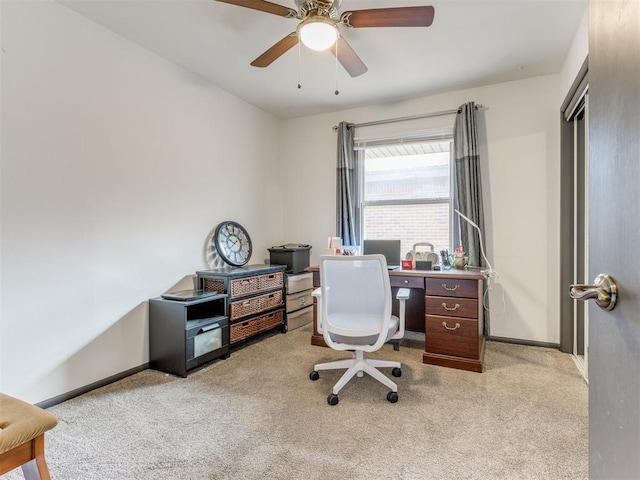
[{"left": 569, "top": 273, "right": 618, "bottom": 311}]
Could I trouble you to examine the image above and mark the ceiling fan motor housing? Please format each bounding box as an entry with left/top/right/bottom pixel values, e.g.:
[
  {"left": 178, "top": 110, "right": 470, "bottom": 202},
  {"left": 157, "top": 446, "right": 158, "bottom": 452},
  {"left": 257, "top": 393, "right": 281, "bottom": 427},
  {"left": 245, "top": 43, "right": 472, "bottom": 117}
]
[{"left": 296, "top": 0, "right": 340, "bottom": 20}]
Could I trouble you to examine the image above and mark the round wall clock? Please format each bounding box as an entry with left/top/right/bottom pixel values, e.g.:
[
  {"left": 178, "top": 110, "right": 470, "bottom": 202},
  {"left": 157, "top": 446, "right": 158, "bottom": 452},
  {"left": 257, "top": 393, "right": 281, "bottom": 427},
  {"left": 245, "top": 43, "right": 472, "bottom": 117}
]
[{"left": 213, "top": 221, "right": 252, "bottom": 267}]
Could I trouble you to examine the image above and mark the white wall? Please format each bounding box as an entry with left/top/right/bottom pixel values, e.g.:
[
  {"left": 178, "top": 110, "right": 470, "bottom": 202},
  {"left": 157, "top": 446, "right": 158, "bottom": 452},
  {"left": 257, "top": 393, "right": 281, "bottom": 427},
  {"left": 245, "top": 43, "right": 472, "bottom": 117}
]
[
  {"left": 0, "top": 1, "right": 590, "bottom": 403},
  {"left": 559, "top": 10, "right": 589, "bottom": 101},
  {"left": 281, "top": 75, "right": 563, "bottom": 345},
  {"left": 0, "top": 0, "right": 282, "bottom": 403}
]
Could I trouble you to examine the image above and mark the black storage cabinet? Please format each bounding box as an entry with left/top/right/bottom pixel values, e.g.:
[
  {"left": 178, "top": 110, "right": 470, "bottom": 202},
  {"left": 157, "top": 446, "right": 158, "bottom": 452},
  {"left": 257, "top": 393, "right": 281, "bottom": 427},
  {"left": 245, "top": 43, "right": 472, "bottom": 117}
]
[
  {"left": 149, "top": 293, "right": 229, "bottom": 377},
  {"left": 268, "top": 244, "right": 312, "bottom": 273}
]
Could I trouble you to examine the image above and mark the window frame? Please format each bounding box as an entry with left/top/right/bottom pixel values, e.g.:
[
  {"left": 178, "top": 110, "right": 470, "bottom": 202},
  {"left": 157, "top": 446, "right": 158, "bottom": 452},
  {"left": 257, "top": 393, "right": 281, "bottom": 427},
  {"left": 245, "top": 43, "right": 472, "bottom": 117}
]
[{"left": 355, "top": 132, "right": 455, "bottom": 252}]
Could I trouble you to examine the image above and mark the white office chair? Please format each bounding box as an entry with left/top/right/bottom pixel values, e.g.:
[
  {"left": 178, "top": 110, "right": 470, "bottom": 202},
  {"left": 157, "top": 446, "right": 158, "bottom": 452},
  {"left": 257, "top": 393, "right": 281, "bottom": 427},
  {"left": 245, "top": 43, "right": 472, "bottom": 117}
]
[{"left": 309, "top": 254, "right": 410, "bottom": 405}]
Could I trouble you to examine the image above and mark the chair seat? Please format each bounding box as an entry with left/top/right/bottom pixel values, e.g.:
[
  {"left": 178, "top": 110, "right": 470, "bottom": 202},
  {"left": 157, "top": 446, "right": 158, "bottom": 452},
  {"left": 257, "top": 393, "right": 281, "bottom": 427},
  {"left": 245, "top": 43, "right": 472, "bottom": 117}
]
[
  {"left": 327, "top": 314, "right": 399, "bottom": 345},
  {"left": 1, "top": 393, "right": 58, "bottom": 480},
  {"left": 0, "top": 394, "right": 58, "bottom": 455}
]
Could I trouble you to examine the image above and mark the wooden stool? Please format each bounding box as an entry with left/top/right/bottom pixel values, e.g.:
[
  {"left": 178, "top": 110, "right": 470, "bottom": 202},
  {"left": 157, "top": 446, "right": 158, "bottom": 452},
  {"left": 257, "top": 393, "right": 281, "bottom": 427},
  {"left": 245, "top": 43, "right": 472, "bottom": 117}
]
[{"left": 0, "top": 393, "right": 58, "bottom": 480}]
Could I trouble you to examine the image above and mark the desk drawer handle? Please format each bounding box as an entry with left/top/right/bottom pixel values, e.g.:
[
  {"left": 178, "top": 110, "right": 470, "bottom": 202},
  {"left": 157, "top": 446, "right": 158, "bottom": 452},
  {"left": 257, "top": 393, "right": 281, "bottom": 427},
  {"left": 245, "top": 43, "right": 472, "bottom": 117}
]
[
  {"left": 442, "top": 321, "right": 461, "bottom": 331},
  {"left": 442, "top": 283, "right": 460, "bottom": 291},
  {"left": 404, "top": 280, "right": 409, "bottom": 284},
  {"left": 441, "top": 302, "right": 460, "bottom": 311}
]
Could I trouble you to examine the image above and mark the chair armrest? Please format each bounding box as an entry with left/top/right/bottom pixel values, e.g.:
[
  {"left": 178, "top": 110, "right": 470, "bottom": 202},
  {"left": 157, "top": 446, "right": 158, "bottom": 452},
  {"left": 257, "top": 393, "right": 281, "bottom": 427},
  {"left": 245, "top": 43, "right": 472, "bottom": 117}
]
[
  {"left": 393, "top": 288, "right": 411, "bottom": 340},
  {"left": 396, "top": 288, "right": 411, "bottom": 301},
  {"left": 312, "top": 287, "right": 323, "bottom": 333}
]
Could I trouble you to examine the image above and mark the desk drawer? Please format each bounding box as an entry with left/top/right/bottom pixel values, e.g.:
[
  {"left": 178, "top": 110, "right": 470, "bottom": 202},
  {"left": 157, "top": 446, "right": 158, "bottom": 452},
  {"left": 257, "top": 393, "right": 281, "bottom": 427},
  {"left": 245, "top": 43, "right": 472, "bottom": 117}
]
[
  {"left": 390, "top": 275, "right": 425, "bottom": 289},
  {"left": 425, "top": 314, "right": 480, "bottom": 359},
  {"left": 425, "top": 296, "right": 478, "bottom": 319},
  {"left": 425, "top": 278, "right": 477, "bottom": 298}
]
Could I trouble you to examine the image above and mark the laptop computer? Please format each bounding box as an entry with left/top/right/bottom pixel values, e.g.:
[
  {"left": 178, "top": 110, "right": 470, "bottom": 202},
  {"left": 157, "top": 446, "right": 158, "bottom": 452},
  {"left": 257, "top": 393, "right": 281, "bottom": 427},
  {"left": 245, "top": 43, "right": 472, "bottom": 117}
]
[{"left": 362, "top": 239, "right": 402, "bottom": 270}]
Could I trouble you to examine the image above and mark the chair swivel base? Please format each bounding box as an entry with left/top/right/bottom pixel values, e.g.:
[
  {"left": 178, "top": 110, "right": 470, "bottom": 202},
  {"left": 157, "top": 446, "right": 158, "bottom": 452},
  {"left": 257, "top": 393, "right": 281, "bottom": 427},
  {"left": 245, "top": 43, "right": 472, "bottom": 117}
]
[{"left": 309, "top": 351, "right": 402, "bottom": 405}]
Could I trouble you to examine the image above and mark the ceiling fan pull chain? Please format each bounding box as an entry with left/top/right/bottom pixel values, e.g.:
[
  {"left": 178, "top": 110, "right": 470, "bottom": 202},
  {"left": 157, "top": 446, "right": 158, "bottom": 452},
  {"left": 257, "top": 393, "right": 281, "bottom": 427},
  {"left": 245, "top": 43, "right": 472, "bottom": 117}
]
[
  {"left": 297, "top": 42, "right": 302, "bottom": 89},
  {"left": 334, "top": 40, "right": 339, "bottom": 95}
]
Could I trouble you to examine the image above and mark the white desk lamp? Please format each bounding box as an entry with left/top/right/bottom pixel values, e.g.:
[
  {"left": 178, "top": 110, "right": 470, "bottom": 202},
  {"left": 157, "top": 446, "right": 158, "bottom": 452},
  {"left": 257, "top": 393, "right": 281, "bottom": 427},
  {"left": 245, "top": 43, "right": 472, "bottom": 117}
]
[{"left": 454, "top": 209, "right": 494, "bottom": 277}]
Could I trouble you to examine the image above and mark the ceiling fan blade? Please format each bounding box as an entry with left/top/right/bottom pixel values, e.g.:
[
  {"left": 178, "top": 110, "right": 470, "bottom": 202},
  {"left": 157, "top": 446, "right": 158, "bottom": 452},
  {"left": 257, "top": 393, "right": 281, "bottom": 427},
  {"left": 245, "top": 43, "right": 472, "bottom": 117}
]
[
  {"left": 215, "top": 0, "right": 296, "bottom": 18},
  {"left": 330, "top": 37, "right": 368, "bottom": 77},
  {"left": 341, "top": 6, "right": 435, "bottom": 28},
  {"left": 251, "top": 33, "right": 299, "bottom": 67}
]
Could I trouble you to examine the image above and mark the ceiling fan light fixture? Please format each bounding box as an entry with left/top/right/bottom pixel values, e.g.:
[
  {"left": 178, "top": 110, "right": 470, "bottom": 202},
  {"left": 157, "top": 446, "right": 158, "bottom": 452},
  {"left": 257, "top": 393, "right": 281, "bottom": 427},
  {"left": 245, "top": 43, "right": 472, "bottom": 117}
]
[{"left": 297, "top": 17, "right": 339, "bottom": 51}]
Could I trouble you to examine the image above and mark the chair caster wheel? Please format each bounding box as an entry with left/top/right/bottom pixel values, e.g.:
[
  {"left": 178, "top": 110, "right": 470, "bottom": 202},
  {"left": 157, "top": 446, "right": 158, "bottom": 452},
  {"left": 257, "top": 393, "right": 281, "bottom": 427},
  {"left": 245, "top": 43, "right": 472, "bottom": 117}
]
[
  {"left": 327, "top": 393, "right": 339, "bottom": 406},
  {"left": 387, "top": 391, "right": 398, "bottom": 403},
  {"left": 309, "top": 371, "right": 320, "bottom": 381},
  {"left": 392, "top": 367, "right": 402, "bottom": 377}
]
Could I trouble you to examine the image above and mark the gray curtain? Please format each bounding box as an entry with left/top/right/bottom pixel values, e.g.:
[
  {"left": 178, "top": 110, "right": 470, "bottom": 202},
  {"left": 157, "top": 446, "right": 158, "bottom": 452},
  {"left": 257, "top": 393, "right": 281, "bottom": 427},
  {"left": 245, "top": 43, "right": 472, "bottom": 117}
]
[
  {"left": 336, "top": 121, "right": 360, "bottom": 246},
  {"left": 453, "top": 102, "right": 490, "bottom": 334}
]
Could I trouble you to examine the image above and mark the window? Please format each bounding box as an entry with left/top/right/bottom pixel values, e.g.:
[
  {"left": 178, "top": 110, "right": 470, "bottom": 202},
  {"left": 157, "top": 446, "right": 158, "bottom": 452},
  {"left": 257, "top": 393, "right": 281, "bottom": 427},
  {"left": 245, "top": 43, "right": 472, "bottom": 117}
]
[{"left": 356, "top": 134, "right": 453, "bottom": 258}]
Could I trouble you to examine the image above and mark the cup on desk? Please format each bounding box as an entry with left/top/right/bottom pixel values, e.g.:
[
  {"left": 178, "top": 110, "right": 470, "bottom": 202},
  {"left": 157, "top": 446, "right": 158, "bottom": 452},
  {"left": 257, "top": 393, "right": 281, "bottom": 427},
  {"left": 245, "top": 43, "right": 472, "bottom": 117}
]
[{"left": 452, "top": 256, "right": 468, "bottom": 269}]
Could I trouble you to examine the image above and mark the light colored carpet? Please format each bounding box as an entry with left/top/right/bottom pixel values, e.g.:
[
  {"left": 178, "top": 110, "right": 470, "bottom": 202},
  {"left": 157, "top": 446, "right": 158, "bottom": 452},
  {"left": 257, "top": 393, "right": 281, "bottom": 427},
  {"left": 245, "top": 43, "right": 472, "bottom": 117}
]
[{"left": 4, "top": 326, "right": 588, "bottom": 479}]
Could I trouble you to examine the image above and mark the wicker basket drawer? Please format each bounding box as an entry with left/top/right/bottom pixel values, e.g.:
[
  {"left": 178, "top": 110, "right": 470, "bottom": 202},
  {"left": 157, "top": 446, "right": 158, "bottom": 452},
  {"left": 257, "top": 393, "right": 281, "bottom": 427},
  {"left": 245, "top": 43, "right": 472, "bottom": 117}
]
[
  {"left": 425, "top": 278, "right": 478, "bottom": 298},
  {"left": 230, "top": 310, "right": 284, "bottom": 343},
  {"left": 229, "top": 272, "right": 283, "bottom": 298},
  {"left": 425, "top": 296, "right": 478, "bottom": 319},
  {"left": 258, "top": 271, "right": 284, "bottom": 291},
  {"left": 201, "top": 278, "right": 224, "bottom": 294},
  {"left": 229, "top": 276, "right": 258, "bottom": 297},
  {"left": 425, "top": 314, "right": 481, "bottom": 359},
  {"left": 229, "top": 290, "right": 283, "bottom": 320}
]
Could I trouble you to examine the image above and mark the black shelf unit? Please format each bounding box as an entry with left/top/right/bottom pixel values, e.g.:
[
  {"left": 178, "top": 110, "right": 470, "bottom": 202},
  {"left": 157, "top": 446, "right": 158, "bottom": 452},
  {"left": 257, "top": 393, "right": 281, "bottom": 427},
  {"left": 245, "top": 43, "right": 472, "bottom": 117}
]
[{"left": 149, "top": 293, "right": 229, "bottom": 377}]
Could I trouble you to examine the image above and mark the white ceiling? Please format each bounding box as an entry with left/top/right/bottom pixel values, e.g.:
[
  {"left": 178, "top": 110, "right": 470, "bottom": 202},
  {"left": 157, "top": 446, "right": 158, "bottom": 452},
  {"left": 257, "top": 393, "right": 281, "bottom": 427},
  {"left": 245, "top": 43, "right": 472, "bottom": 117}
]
[{"left": 58, "top": 0, "right": 587, "bottom": 119}]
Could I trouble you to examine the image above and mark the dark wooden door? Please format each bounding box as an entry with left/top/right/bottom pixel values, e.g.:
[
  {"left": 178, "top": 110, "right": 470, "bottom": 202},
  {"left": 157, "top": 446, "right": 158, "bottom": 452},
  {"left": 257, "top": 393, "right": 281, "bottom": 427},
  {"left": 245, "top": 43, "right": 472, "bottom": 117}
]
[{"left": 588, "top": 1, "right": 640, "bottom": 477}]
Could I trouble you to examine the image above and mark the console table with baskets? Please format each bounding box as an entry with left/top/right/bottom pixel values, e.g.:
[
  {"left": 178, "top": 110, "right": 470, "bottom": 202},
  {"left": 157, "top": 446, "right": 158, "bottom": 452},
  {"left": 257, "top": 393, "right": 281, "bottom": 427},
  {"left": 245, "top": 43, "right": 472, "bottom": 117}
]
[{"left": 196, "top": 264, "right": 287, "bottom": 345}]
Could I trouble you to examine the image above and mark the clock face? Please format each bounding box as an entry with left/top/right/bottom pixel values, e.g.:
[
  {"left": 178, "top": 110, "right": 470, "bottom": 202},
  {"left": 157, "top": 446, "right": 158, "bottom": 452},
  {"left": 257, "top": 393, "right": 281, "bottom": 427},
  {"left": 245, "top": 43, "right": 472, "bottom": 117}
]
[{"left": 214, "top": 221, "right": 252, "bottom": 267}]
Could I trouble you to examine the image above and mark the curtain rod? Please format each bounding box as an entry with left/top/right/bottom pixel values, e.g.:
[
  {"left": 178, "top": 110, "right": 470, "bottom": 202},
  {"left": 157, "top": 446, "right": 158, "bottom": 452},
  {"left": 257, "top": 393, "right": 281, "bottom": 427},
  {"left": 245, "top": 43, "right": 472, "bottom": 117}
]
[{"left": 332, "top": 104, "right": 486, "bottom": 131}]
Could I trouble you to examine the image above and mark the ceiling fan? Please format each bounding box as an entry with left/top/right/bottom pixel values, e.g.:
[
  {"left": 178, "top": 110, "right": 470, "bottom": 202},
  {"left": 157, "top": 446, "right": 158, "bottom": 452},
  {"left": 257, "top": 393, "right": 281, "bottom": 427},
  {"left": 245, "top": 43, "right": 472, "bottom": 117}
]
[{"left": 215, "top": 0, "right": 435, "bottom": 77}]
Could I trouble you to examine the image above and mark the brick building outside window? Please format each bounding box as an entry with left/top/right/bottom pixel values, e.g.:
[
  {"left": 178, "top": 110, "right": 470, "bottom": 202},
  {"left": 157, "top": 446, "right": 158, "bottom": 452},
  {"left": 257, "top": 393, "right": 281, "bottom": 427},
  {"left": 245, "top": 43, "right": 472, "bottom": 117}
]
[{"left": 360, "top": 138, "right": 453, "bottom": 258}]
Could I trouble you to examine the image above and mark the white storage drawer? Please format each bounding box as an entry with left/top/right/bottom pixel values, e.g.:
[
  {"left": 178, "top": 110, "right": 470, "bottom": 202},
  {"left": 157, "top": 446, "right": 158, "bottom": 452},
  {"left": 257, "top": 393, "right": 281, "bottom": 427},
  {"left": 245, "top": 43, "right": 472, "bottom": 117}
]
[
  {"left": 285, "top": 272, "right": 313, "bottom": 294},
  {"left": 285, "top": 289, "right": 313, "bottom": 312},
  {"left": 287, "top": 305, "right": 313, "bottom": 330}
]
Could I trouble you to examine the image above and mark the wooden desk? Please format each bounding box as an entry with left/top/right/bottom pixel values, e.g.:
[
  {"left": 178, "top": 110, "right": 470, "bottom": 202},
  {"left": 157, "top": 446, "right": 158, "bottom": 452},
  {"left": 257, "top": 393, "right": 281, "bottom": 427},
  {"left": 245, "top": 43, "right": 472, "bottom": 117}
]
[{"left": 307, "top": 266, "right": 486, "bottom": 373}]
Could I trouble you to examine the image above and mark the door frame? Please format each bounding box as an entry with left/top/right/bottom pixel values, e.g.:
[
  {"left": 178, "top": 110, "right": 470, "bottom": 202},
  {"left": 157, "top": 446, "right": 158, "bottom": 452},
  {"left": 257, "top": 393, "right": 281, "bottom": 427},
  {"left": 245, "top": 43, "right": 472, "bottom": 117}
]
[{"left": 559, "top": 57, "right": 589, "bottom": 355}]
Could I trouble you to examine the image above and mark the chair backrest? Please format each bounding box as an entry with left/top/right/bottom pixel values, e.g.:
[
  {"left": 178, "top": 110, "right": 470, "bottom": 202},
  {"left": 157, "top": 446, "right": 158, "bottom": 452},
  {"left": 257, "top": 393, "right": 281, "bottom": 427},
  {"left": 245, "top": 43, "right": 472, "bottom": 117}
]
[{"left": 319, "top": 254, "right": 392, "bottom": 351}]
